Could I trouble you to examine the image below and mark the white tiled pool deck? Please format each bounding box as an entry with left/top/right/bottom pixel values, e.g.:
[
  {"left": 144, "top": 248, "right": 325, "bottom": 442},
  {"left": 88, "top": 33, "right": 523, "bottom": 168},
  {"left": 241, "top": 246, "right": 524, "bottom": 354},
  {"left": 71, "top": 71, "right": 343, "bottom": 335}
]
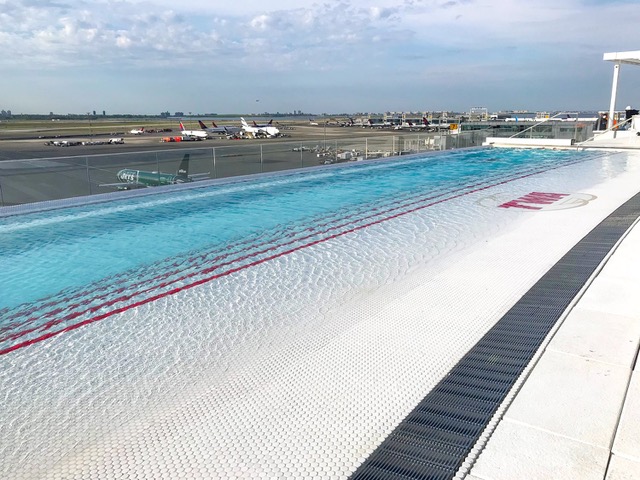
[
  {"left": 3, "top": 148, "right": 640, "bottom": 480},
  {"left": 465, "top": 216, "right": 640, "bottom": 480}
]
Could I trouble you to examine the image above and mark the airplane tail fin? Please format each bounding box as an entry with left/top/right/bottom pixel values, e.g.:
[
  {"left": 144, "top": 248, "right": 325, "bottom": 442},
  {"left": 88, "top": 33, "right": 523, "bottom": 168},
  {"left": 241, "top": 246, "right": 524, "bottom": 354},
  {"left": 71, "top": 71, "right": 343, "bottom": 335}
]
[
  {"left": 267, "top": 119, "right": 273, "bottom": 125},
  {"left": 423, "top": 117, "right": 429, "bottom": 126},
  {"left": 198, "top": 120, "right": 207, "bottom": 129},
  {"left": 212, "top": 121, "right": 218, "bottom": 128},
  {"left": 179, "top": 122, "right": 185, "bottom": 131},
  {"left": 241, "top": 117, "right": 249, "bottom": 127},
  {"left": 252, "top": 121, "right": 259, "bottom": 127},
  {"left": 177, "top": 154, "right": 190, "bottom": 178}
]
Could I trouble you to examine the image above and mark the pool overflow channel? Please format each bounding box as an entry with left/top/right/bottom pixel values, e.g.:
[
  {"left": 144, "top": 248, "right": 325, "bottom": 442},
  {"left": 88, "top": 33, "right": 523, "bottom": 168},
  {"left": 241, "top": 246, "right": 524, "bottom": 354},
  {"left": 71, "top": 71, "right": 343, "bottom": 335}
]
[{"left": 350, "top": 191, "right": 640, "bottom": 480}]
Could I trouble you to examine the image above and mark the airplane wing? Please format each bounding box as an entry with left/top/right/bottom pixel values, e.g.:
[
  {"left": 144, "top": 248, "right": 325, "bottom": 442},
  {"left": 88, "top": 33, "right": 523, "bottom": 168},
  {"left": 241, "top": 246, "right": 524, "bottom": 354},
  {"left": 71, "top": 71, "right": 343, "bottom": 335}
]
[
  {"left": 188, "top": 173, "right": 211, "bottom": 181},
  {"left": 99, "top": 181, "right": 146, "bottom": 189}
]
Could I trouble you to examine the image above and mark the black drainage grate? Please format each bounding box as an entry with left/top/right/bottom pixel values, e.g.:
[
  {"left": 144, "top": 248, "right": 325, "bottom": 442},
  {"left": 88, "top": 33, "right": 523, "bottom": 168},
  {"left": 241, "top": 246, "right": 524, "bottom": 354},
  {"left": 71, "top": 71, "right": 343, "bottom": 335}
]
[{"left": 350, "top": 192, "right": 640, "bottom": 480}]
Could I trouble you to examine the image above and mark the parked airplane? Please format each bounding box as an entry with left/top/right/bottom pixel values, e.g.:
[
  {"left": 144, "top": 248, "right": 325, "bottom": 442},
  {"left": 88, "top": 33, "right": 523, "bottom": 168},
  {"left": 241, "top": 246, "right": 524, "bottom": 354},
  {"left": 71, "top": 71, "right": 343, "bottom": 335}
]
[
  {"left": 198, "top": 120, "right": 241, "bottom": 136},
  {"left": 309, "top": 118, "right": 319, "bottom": 126},
  {"left": 179, "top": 122, "right": 209, "bottom": 139},
  {"left": 100, "top": 154, "right": 209, "bottom": 190},
  {"left": 393, "top": 117, "right": 432, "bottom": 130},
  {"left": 130, "top": 127, "right": 145, "bottom": 135},
  {"left": 241, "top": 117, "right": 280, "bottom": 137},
  {"left": 252, "top": 119, "right": 274, "bottom": 128}
]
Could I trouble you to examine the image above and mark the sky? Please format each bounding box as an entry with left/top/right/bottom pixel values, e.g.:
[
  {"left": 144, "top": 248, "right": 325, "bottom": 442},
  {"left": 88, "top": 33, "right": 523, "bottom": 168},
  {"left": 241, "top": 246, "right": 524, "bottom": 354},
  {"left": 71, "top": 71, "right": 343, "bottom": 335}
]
[{"left": 2, "top": 0, "right": 640, "bottom": 115}]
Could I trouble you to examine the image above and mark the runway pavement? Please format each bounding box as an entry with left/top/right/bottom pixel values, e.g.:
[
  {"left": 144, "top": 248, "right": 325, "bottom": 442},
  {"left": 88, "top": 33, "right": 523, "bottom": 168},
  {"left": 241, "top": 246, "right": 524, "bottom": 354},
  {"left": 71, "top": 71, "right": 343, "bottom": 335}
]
[{"left": 0, "top": 122, "right": 400, "bottom": 161}]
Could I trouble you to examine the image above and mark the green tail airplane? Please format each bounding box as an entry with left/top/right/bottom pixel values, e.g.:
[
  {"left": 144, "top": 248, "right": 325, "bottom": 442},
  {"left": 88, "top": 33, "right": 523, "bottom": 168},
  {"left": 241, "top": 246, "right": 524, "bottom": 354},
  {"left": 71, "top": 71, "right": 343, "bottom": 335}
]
[{"left": 101, "top": 154, "right": 209, "bottom": 190}]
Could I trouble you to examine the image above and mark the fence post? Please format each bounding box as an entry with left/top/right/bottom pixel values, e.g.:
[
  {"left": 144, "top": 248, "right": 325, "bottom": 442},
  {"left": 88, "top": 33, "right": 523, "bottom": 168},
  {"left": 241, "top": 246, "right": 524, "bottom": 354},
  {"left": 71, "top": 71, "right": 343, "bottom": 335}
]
[
  {"left": 365, "top": 138, "right": 368, "bottom": 159},
  {"left": 260, "top": 144, "right": 263, "bottom": 173},
  {"left": 86, "top": 157, "right": 92, "bottom": 195},
  {"left": 212, "top": 147, "right": 216, "bottom": 179},
  {"left": 156, "top": 152, "right": 161, "bottom": 184}
]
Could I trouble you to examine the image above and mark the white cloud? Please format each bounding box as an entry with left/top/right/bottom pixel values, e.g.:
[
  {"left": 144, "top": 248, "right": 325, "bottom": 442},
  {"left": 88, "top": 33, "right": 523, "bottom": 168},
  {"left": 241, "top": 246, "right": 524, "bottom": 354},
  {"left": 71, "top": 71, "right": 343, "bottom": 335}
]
[
  {"left": 2, "top": 0, "right": 640, "bottom": 113},
  {"left": 249, "top": 14, "right": 270, "bottom": 31},
  {"left": 116, "top": 35, "right": 131, "bottom": 48}
]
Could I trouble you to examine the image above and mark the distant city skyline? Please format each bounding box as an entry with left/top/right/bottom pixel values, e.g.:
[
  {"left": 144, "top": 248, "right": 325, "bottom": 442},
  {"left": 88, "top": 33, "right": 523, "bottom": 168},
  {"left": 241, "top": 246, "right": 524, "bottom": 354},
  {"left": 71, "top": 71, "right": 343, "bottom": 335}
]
[
  {"left": 0, "top": 108, "right": 609, "bottom": 120},
  {"left": 2, "top": 0, "right": 640, "bottom": 115}
]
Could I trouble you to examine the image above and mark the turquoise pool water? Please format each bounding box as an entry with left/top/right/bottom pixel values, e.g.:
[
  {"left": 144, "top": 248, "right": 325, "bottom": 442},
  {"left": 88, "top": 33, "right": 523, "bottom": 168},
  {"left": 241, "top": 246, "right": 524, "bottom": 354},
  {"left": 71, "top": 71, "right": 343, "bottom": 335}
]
[{"left": 0, "top": 148, "right": 619, "bottom": 355}]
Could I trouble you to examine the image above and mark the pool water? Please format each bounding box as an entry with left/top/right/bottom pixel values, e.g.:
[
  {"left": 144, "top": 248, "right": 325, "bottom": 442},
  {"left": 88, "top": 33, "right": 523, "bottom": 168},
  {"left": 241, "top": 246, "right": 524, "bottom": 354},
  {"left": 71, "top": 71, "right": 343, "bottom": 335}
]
[{"left": 0, "top": 148, "right": 623, "bottom": 355}]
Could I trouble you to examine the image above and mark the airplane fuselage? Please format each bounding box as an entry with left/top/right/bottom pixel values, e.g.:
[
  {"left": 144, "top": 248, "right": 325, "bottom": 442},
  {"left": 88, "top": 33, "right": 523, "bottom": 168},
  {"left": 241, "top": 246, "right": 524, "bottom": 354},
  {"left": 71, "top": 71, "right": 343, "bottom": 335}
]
[
  {"left": 181, "top": 130, "right": 208, "bottom": 139},
  {"left": 240, "top": 117, "right": 279, "bottom": 137},
  {"left": 116, "top": 169, "right": 192, "bottom": 188}
]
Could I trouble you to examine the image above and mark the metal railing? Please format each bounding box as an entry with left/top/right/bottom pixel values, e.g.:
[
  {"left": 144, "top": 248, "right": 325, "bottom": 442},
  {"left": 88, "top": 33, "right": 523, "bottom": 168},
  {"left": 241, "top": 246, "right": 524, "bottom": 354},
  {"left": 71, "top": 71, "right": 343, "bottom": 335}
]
[
  {"left": 578, "top": 115, "right": 633, "bottom": 144},
  {"left": 0, "top": 127, "right": 588, "bottom": 207},
  {"left": 508, "top": 112, "right": 575, "bottom": 138},
  {"left": 501, "top": 112, "right": 593, "bottom": 143}
]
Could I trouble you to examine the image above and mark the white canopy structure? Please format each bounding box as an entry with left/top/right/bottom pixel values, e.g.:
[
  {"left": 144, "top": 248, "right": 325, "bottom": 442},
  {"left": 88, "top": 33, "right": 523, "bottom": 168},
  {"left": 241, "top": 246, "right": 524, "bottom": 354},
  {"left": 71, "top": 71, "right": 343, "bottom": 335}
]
[{"left": 603, "top": 50, "right": 640, "bottom": 129}]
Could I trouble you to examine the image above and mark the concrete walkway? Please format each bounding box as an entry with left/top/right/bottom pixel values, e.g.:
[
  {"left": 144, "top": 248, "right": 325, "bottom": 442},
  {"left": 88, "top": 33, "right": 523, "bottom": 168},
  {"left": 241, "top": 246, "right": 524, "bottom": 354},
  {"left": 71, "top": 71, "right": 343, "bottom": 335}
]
[{"left": 466, "top": 219, "right": 640, "bottom": 480}]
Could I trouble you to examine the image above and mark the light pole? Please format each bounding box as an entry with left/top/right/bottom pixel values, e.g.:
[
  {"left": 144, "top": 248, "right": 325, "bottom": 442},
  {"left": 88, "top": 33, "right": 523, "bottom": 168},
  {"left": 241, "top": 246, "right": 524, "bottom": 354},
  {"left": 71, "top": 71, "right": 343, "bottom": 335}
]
[{"left": 87, "top": 112, "right": 93, "bottom": 138}]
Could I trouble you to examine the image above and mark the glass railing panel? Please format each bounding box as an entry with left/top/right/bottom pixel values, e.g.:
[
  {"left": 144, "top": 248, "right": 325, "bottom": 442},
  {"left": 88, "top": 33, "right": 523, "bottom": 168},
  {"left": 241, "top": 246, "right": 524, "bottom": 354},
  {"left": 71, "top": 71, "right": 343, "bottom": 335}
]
[
  {"left": 329, "top": 137, "right": 366, "bottom": 164},
  {"left": 260, "top": 142, "right": 304, "bottom": 174},
  {"left": 1, "top": 126, "right": 596, "bottom": 208},
  {"left": 397, "top": 134, "right": 424, "bottom": 155},
  {"left": 0, "top": 156, "right": 91, "bottom": 206},
  {"left": 362, "top": 136, "right": 395, "bottom": 159},
  {"left": 213, "top": 144, "right": 262, "bottom": 179},
  {"left": 90, "top": 150, "right": 165, "bottom": 194},
  {"left": 155, "top": 148, "right": 214, "bottom": 179},
  {"left": 300, "top": 141, "right": 327, "bottom": 168},
  {"left": 86, "top": 148, "right": 213, "bottom": 194}
]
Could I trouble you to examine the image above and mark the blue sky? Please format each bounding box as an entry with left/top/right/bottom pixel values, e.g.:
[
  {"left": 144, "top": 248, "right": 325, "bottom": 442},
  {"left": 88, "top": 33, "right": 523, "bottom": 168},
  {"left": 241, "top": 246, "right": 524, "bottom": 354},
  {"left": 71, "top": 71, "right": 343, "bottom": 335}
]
[{"left": 2, "top": 0, "right": 640, "bottom": 115}]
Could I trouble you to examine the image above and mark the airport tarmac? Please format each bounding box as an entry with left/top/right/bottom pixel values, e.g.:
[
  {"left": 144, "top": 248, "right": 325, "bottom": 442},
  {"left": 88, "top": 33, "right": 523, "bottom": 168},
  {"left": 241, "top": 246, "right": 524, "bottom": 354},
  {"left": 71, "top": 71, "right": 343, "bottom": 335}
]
[
  {"left": 0, "top": 122, "right": 418, "bottom": 206},
  {"left": 0, "top": 122, "right": 401, "bottom": 161}
]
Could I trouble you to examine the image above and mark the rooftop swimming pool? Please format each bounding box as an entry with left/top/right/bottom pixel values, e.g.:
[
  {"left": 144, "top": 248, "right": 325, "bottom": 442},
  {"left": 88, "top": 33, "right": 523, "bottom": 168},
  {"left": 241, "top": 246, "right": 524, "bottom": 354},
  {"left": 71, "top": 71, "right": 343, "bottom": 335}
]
[
  {"left": 1, "top": 147, "right": 638, "bottom": 479},
  {"left": 0, "top": 148, "right": 614, "bottom": 346}
]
